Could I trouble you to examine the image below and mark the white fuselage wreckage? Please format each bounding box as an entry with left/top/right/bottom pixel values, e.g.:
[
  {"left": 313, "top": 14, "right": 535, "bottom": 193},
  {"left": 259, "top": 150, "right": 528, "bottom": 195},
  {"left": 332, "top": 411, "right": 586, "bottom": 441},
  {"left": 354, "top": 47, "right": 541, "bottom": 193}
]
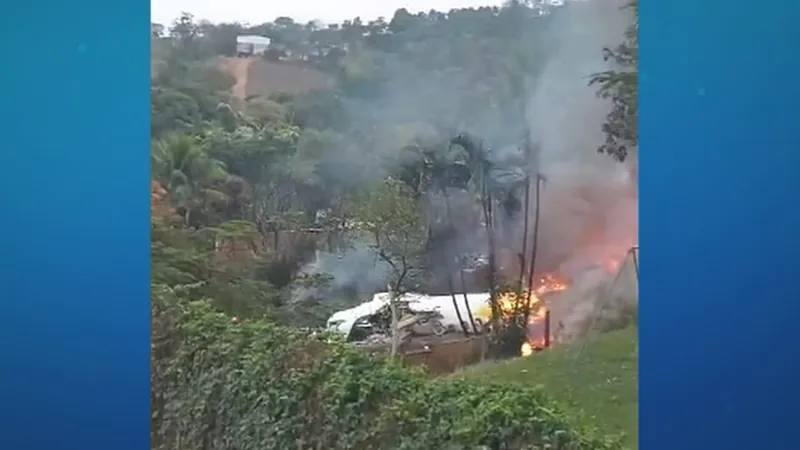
[{"left": 326, "top": 292, "right": 493, "bottom": 339}]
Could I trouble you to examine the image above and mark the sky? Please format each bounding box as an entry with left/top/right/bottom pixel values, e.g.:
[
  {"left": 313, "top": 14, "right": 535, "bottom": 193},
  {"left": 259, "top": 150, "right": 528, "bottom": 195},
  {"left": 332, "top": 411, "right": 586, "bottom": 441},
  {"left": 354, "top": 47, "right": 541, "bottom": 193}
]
[{"left": 151, "top": 0, "right": 504, "bottom": 27}]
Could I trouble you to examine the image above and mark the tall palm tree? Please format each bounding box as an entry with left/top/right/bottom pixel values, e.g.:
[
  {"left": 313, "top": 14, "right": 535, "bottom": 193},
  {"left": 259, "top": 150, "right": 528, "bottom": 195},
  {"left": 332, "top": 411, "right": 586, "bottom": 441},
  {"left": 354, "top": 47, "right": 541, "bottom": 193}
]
[
  {"left": 151, "top": 133, "right": 230, "bottom": 227},
  {"left": 449, "top": 134, "right": 542, "bottom": 334},
  {"left": 428, "top": 150, "right": 479, "bottom": 335},
  {"left": 449, "top": 134, "right": 501, "bottom": 325}
]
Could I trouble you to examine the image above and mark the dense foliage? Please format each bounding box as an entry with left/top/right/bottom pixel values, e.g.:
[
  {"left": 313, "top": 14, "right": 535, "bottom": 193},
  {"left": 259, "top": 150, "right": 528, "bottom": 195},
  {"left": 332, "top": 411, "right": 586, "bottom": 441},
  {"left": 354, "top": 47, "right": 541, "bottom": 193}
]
[
  {"left": 589, "top": 0, "right": 639, "bottom": 165},
  {"left": 152, "top": 287, "right": 623, "bottom": 450}
]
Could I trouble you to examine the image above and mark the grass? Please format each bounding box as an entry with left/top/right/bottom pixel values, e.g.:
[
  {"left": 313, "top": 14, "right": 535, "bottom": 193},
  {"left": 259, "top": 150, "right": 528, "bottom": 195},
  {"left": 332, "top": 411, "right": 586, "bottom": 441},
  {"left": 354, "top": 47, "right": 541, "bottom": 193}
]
[{"left": 456, "top": 327, "right": 638, "bottom": 449}]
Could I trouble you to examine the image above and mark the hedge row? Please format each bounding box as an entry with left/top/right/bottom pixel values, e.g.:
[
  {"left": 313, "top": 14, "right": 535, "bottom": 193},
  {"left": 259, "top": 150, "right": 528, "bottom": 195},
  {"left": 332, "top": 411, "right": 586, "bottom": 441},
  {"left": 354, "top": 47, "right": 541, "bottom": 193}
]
[{"left": 151, "top": 286, "right": 623, "bottom": 450}]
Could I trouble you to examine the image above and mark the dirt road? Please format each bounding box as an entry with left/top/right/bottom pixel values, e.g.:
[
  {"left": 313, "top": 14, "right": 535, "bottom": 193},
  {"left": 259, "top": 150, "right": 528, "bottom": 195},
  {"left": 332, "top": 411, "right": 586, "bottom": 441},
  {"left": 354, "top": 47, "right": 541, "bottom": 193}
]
[{"left": 219, "top": 56, "right": 253, "bottom": 99}]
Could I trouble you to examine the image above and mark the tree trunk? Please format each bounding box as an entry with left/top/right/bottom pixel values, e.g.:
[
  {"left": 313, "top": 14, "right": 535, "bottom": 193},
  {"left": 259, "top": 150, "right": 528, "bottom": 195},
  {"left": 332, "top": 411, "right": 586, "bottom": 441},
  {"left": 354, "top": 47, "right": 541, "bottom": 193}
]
[
  {"left": 458, "top": 269, "right": 479, "bottom": 334},
  {"left": 443, "top": 189, "right": 475, "bottom": 334},
  {"left": 523, "top": 174, "right": 543, "bottom": 325},
  {"left": 447, "top": 276, "right": 469, "bottom": 335},
  {"left": 517, "top": 174, "right": 531, "bottom": 292},
  {"left": 389, "top": 291, "right": 399, "bottom": 360},
  {"left": 517, "top": 138, "right": 534, "bottom": 297},
  {"left": 482, "top": 182, "right": 500, "bottom": 327}
]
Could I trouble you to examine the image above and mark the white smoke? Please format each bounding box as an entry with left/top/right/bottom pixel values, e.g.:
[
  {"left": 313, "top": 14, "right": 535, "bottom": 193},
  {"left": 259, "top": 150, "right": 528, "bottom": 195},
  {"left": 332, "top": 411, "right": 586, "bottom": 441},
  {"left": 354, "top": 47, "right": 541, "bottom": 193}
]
[{"left": 523, "top": 0, "right": 638, "bottom": 339}]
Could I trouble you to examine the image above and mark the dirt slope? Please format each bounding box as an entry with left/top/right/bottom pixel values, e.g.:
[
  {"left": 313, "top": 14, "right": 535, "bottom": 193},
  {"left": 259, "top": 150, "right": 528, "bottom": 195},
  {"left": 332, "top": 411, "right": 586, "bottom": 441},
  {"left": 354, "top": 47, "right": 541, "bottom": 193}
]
[
  {"left": 218, "top": 56, "right": 254, "bottom": 99},
  {"left": 246, "top": 59, "right": 333, "bottom": 98},
  {"left": 219, "top": 56, "right": 333, "bottom": 100}
]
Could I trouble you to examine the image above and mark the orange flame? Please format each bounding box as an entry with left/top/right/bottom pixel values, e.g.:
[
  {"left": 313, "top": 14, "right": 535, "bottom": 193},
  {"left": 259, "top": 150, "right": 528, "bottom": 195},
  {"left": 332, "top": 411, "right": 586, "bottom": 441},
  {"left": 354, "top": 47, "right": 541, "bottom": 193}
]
[{"left": 478, "top": 273, "right": 571, "bottom": 356}]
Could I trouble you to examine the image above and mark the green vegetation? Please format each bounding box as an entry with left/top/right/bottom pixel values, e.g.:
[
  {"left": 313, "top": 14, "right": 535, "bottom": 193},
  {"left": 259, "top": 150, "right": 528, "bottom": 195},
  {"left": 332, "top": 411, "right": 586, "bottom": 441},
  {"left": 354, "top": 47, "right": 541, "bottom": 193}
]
[
  {"left": 458, "top": 328, "right": 639, "bottom": 449},
  {"left": 152, "top": 291, "right": 624, "bottom": 450},
  {"left": 151, "top": 1, "right": 638, "bottom": 449},
  {"left": 590, "top": 0, "right": 639, "bottom": 167}
]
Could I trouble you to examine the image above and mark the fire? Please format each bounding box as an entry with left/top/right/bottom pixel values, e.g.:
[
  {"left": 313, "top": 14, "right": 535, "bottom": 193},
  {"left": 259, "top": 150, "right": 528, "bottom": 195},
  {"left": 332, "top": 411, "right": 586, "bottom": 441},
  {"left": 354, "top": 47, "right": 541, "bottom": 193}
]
[
  {"left": 476, "top": 273, "right": 571, "bottom": 357},
  {"left": 533, "top": 273, "right": 570, "bottom": 296},
  {"left": 521, "top": 342, "right": 534, "bottom": 356},
  {"left": 492, "top": 273, "right": 570, "bottom": 314}
]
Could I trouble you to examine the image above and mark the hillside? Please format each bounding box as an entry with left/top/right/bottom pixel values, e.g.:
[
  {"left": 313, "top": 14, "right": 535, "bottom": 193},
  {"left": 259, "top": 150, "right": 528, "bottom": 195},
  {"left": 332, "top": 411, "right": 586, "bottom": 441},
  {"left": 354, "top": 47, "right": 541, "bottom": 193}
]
[
  {"left": 217, "top": 56, "right": 333, "bottom": 99},
  {"left": 247, "top": 59, "right": 333, "bottom": 97},
  {"left": 456, "top": 327, "right": 639, "bottom": 449}
]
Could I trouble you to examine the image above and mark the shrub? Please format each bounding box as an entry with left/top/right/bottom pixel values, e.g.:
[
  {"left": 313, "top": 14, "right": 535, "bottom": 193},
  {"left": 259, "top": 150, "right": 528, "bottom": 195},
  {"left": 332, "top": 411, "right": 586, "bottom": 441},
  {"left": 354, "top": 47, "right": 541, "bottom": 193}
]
[{"left": 151, "top": 287, "right": 623, "bottom": 450}]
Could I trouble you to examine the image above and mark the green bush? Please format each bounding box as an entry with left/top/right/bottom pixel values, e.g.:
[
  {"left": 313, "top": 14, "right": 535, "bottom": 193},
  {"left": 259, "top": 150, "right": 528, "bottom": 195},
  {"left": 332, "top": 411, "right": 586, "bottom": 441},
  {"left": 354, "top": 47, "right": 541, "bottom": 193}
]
[{"left": 151, "top": 286, "right": 623, "bottom": 450}]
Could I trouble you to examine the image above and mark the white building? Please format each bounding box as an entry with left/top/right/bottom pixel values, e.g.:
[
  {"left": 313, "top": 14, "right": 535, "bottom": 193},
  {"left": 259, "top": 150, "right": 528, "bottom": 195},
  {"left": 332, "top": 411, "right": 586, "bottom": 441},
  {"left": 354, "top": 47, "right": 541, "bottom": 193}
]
[{"left": 236, "top": 35, "right": 271, "bottom": 57}]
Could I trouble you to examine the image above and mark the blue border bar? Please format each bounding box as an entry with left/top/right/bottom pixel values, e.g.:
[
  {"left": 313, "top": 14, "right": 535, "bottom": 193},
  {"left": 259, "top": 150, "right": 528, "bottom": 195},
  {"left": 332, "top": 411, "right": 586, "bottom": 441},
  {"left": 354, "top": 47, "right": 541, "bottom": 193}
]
[
  {"left": 642, "top": 0, "right": 800, "bottom": 449},
  {"left": 0, "top": 2, "right": 150, "bottom": 450}
]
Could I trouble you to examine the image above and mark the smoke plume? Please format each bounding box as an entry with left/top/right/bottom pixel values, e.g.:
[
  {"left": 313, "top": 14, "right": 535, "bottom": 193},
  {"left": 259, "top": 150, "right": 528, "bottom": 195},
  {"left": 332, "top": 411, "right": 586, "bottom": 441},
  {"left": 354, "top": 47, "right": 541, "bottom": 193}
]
[
  {"left": 298, "top": 0, "right": 639, "bottom": 321},
  {"left": 524, "top": 0, "right": 638, "bottom": 340}
]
